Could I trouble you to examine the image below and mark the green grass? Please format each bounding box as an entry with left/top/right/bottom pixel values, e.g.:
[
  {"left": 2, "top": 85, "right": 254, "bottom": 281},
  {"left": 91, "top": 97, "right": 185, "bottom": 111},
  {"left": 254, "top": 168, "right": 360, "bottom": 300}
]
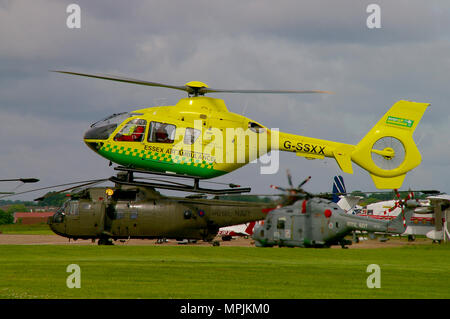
[
  {"left": 0, "top": 223, "right": 53, "bottom": 235},
  {"left": 0, "top": 244, "right": 449, "bottom": 299}
]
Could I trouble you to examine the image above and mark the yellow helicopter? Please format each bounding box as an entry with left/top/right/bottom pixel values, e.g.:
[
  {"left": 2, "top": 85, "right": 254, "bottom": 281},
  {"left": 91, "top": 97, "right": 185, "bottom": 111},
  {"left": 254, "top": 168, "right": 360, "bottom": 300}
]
[{"left": 55, "top": 71, "right": 429, "bottom": 191}]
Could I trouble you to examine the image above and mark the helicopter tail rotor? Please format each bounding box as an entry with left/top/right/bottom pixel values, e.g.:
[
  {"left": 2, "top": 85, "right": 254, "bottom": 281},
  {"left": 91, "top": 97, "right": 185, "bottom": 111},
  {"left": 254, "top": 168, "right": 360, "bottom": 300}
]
[{"left": 350, "top": 100, "right": 429, "bottom": 189}]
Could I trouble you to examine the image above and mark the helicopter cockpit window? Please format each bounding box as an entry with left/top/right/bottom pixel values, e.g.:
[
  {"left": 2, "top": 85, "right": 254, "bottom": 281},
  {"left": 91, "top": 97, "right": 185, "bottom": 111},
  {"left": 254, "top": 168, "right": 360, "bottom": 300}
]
[
  {"left": 184, "top": 128, "right": 201, "bottom": 145},
  {"left": 248, "top": 122, "right": 265, "bottom": 133},
  {"left": 148, "top": 122, "right": 176, "bottom": 143},
  {"left": 114, "top": 119, "right": 147, "bottom": 142},
  {"left": 65, "top": 201, "right": 79, "bottom": 216},
  {"left": 85, "top": 113, "right": 143, "bottom": 140},
  {"left": 91, "top": 112, "right": 131, "bottom": 128}
]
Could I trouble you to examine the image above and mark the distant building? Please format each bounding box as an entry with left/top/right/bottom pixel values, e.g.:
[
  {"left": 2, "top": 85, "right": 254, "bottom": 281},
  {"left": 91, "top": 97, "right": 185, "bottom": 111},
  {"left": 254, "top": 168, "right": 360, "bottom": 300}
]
[{"left": 14, "top": 212, "right": 55, "bottom": 225}]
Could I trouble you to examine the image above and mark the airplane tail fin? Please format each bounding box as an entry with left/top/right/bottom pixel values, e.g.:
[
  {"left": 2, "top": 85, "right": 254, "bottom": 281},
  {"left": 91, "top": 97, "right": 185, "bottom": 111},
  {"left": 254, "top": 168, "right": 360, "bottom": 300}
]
[
  {"left": 350, "top": 100, "right": 429, "bottom": 189},
  {"left": 332, "top": 175, "right": 346, "bottom": 203},
  {"left": 244, "top": 221, "right": 257, "bottom": 235}
]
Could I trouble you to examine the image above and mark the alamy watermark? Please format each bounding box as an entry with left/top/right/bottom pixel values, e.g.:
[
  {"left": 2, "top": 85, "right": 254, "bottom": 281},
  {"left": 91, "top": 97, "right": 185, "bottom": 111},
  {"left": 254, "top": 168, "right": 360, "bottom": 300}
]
[
  {"left": 366, "top": 264, "right": 381, "bottom": 288},
  {"left": 66, "top": 264, "right": 81, "bottom": 288},
  {"left": 66, "top": 4, "right": 81, "bottom": 29},
  {"left": 366, "top": 4, "right": 381, "bottom": 29}
]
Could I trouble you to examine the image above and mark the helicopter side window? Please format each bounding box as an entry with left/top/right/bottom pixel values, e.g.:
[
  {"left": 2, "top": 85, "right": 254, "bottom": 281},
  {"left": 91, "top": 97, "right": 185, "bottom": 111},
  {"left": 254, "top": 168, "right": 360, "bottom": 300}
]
[
  {"left": 184, "top": 127, "right": 201, "bottom": 145},
  {"left": 114, "top": 119, "right": 147, "bottom": 142},
  {"left": 277, "top": 218, "right": 286, "bottom": 229},
  {"left": 148, "top": 122, "right": 176, "bottom": 143}
]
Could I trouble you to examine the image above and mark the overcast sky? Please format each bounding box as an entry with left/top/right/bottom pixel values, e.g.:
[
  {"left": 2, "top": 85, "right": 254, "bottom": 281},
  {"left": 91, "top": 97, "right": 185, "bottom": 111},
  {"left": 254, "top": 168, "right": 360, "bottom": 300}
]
[{"left": 0, "top": 0, "right": 449, "bottom": 200}]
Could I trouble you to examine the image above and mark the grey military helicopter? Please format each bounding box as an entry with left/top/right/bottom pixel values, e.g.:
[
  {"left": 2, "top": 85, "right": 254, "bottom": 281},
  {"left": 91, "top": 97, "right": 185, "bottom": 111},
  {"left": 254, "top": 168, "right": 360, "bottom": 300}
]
[{"left": 253, "top": 173, "right": 412, "bottom": 248}]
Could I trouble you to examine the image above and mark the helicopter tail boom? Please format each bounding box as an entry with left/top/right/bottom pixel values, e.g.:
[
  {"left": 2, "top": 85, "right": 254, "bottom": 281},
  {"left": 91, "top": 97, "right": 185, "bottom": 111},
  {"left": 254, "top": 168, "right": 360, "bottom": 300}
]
[{"left": 276, "top": 100, "right": 429, "bottom": 189}]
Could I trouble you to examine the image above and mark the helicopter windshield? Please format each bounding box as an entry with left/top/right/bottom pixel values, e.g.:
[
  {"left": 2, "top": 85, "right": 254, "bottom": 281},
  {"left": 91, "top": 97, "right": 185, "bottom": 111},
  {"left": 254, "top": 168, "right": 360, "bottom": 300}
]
[
  {"left": 90, "top": 112, "right": 133, "bottom": 128},
  {"left": 84, "top": 112, "right": 143, "bottom": 140}
]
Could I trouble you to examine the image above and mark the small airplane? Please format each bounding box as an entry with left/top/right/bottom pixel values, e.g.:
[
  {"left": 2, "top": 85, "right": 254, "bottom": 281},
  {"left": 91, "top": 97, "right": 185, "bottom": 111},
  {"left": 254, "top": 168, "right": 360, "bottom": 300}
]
[
  {"left": 217, "top": 221, "right": 261, "bottom": 241},
  {"left": 420, "top": 194, "right": 450, "bottom": 242},
  {"left": 331, "top": 175, "right": 362, "bottom": 214},
  {"left": 331, "top": 175, "right": 448, "bottom": 242},
  {"left": 54, "top": 70, "right": 429, "bottom": 190}
]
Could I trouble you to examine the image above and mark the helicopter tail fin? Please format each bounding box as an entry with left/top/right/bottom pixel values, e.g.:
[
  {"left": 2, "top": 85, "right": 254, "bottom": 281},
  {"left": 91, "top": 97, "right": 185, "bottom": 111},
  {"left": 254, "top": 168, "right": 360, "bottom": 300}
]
[
  {"left": 350, "top": 100, "right": 429, "bottom": 189},
  {"left": 387, "top": 208, "right": 413, "bottom": 234}
]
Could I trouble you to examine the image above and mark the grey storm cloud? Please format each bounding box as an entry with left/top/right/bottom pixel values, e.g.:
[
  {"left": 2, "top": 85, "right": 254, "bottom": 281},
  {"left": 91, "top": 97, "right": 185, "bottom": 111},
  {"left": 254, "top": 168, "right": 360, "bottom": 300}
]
[{"left": 0, "top": 0, "right": 449, "bottom": 199}]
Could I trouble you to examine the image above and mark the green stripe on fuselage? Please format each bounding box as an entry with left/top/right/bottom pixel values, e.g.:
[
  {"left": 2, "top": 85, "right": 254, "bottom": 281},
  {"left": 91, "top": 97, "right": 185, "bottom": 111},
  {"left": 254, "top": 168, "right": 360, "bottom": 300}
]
[{"left": 98, "top": 143, "right": 226, "bottom": 179}]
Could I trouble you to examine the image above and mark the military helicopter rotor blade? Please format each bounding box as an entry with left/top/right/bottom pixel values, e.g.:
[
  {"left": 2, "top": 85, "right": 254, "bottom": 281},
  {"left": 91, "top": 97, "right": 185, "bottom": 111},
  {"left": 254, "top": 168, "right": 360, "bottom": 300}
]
[
  {"left": 52, "top": 71, "right": 190, "bottom": 93},
  {"left": 270, "top": 185, "right": 288, "bottom": 192},
  {"left": 34, "top": 179, "right": 111, "bottom": 201},
  {"left": 0, "top": 179, "right": 109, "bottom": 200},
  {"left": 0, "top": 178, "right": 39, "bottom": 183},
  {"left": 286, "top": 169, "right": 294, "bottom": 189},
  {"left": 297, "top": 176, "right": 312, "bottom": 189}
]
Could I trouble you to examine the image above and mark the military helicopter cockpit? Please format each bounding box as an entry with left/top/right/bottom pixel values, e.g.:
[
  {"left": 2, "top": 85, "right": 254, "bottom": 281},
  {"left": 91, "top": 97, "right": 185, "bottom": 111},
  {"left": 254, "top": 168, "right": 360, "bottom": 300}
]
[{"left": 48, "top": 199, "right": 81, "bottom": 233}]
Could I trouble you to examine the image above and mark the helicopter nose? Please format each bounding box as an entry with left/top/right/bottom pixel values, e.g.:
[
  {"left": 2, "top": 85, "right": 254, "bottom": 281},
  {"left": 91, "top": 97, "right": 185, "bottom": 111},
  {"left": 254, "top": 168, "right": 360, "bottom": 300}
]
[
  {"left": 84, "top": 140, "right": 104, "bottom": 153},
  {"left": 84, "top": 123, "right": 117, "bottom": 140},
  {"left": 48, "top": 213, "right": 67, "bottom": 236}
]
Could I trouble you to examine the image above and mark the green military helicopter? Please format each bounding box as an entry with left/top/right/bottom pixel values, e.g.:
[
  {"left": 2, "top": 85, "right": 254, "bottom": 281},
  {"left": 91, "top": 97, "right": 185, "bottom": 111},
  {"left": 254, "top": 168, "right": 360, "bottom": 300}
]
[{"left": 44, "top": 173, "right": 278, "bottom": 245}]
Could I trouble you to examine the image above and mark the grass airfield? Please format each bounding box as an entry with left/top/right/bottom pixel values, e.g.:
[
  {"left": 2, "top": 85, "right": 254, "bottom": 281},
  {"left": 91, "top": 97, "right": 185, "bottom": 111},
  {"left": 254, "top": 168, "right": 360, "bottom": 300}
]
[{"left": 0, "top": 239, "right": 449, "bottom": 299}]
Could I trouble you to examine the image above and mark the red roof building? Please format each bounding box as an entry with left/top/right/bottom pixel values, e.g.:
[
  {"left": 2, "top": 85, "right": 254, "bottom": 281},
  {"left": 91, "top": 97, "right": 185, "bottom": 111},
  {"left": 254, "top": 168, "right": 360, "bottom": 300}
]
[{"left": 14, "top": 212, "right": 55, "bottom": 225}]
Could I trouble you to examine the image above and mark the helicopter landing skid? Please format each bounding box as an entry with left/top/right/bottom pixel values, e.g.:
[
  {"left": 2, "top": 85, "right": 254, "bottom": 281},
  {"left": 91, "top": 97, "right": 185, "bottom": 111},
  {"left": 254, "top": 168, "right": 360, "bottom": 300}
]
[{"left": 110, "top": 166, "right": 251, "bottom": 195}]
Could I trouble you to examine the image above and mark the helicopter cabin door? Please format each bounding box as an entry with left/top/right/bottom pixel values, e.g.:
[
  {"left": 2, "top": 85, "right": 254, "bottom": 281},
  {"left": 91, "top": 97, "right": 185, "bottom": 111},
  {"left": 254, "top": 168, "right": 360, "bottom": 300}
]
[
  {"left": 276, "top": 216, "right": 293, "bottom": 240},
  {"left": 64, "top": 201, "right": 104, "bottom": 237}
]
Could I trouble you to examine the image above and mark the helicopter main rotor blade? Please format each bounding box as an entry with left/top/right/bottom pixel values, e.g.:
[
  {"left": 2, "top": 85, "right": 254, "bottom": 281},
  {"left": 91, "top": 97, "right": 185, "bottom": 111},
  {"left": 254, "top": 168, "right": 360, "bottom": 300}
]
[
  {"left": 53, "top": 71, "right": 333, "bottom": 96},
  {"left": 34, "top": 179, "right": 110, "bottom": 201},
  {"left": 0, "top": 178, "right": 39, "bottom": 183},
  {"left": 202, "top": 88, "right": 333, "bottom": 94},
  {"left": 52, "top": 71, "right": 189, "bottom": 93},
  {"left": 286, "top": 169, "right": 294, "bottom": 188},
  {"left": 0, "top": 179, "right": 109, "bottom": 200},
  {"left": 298, "top": 176, "right": 311, "bottom": 189},
  {"left": 270, "top": 185, "right": 288, "bottom": 192}
]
